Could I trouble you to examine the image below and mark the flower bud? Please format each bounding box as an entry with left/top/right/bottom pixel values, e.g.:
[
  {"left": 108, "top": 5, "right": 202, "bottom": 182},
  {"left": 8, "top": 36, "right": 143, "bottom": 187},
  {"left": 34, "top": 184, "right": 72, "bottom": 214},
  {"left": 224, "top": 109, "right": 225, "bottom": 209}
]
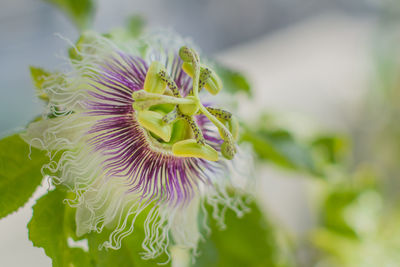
[
  {"left": 137, "top": 110, "right": 172, "bottom": 142},
  {"left": 143, "top": 61, "right": 167, "bottom": 94},
  {"left": 172, "top": 139, "right": 218, "bottom": 161}
]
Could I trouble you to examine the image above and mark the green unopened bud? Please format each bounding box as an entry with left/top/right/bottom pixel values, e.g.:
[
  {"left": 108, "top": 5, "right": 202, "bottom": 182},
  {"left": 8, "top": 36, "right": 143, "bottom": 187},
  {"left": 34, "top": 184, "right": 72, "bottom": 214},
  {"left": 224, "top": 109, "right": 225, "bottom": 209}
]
[
  {"left": 221, "top": 141, "right": 236, "bottom": 160},
  {"left": 172, "top": 139, "right": 218, "bottom": 161},
  {"left": 143, "top": 61, "right": 167, "bottom": 94},
  {"left": 137, "top": 110, "right": 172, "bottom": 142},
  {"left": 178, "top": 96, "right": 199, "bottom": 116},
  {"left": 182, "top": 63, "right": 222, "bottom": 95}
]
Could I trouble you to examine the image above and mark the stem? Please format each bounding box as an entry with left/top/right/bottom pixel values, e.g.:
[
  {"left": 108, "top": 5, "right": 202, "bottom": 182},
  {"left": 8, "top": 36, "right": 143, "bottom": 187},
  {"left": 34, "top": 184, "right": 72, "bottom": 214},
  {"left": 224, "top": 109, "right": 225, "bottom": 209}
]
[
  {"left": 191, "top": 57, "right": 201, "bottom": 100},
  {"left": 182, "top": 114, "right": 205, "bottom": 144},
  {"left": 198, "top": 105, "right": 233, "bottom": 142},
  {"left": 133, "top": 91, "right": 195, "bottom": 105},
  {"left": 206, "top": 107, "right": 232, "bottom": 120},
  {"left": 158, "top": 70, "right": 181, "bottom": 97},
  {"left": 162, "top": 107, "right": 179, "bottom": 124}
]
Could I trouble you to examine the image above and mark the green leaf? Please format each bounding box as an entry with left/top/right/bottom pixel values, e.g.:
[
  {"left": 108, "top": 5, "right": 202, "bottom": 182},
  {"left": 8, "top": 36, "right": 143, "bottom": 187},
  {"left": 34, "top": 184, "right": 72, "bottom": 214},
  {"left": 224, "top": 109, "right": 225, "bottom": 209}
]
[
  {"left": 86, "top": 205, "right": 171, "bottom": 267},
  {"left": 43, "top": 0, "right": 95, "bottom": 31},
  {"left": 241, "top": 124, "right": 317, "bottom": 175},
  {"left": 30, "top": 187, "right": 170, "bottom": 267},
  {"left": 0, "top": 134, "right": 47, "bottom": 219},
  {"left": 310, "top": 135, "right": 349, "bottom": 166},
  {"left": 215, "top": 63, "right": 252, "bottom": 96},
  {"left": 29, "top": 189, "right": 92, "bottom": 267},
  {"left": 195, "top": 198, "right": 293, "bottom": 267}
]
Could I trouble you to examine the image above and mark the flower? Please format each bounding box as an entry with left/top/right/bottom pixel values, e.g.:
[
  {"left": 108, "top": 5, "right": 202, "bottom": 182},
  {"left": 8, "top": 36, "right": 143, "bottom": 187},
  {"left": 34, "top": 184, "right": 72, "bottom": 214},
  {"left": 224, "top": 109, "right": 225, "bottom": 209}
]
[{"left": 22, "top": 31, "right": 252, "bottom": 260}]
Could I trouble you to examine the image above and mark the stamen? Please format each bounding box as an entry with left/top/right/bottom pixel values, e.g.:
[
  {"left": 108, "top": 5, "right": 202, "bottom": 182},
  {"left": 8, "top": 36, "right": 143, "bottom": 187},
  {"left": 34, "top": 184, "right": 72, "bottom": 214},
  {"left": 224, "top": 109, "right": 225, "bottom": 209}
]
[{"left": 132, "top": 45, "right": 238, "bottom": 160}]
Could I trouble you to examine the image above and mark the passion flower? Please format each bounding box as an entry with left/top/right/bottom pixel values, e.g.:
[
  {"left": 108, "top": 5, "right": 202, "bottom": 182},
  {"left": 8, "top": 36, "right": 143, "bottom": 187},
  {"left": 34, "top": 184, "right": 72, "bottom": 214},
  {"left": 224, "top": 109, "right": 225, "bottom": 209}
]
[{"left": 22, "top": 31, "right": 251, "bottom": 259}]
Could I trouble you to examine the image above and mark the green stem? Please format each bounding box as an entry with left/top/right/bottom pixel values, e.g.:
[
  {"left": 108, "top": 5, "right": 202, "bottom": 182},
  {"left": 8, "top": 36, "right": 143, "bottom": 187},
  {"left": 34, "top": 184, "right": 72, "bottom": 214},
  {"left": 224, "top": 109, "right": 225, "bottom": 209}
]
[
  {"left": 162, "top": 107, "right": 179, "bottom": 124},
  {"left": 206, "top": 107, "right": 232, "bottom": 120},
  {"left": 198, "top": 105, "right": 233, "bottom": 142},
  {"left": 182, "top": 114, "right": 205, "bottom": 144},
  {"left": 133, "top": 91, "right": 194, "bottom": 105},
  {"left": 158, "top": 70, "right": 181, "bottom": 97}
]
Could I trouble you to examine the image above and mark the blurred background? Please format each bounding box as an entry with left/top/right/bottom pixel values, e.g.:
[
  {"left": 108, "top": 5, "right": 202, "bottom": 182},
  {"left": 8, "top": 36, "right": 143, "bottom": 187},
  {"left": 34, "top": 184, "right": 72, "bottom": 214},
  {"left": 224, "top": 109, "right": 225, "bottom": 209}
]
[{"left": 1, "top": 0, "right": 400, "bottom": 266}]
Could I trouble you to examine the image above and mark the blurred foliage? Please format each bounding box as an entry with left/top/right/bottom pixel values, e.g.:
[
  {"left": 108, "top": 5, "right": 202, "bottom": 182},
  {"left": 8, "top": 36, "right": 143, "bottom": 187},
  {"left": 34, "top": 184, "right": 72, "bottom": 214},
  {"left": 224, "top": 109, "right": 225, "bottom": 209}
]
[
  {"left": 126, "top": 15, "right": 146, "bottom": 38},
  {"left": 311, "top": 168, "right": 400, "bottom": 267},
  {"left": 240, "top": 115, "right": 349, "bottom": 178},
  {"left": 308, "top": 14, "right": 400, "bottom": 266},
  {"left": 195, "top": 198, "right": 293, "bottom": 267},
  {"left": 215, "top": 64, "right": 252, "bottom": 96},
  {"left": 43, "top": 0, "right": 95, "bottom": 31},
  {"left": 28, "top": 188, "right": 289, "bottom": 267},
  {"left": 0, "top": 135, "right": 47, "bottom": 219}
]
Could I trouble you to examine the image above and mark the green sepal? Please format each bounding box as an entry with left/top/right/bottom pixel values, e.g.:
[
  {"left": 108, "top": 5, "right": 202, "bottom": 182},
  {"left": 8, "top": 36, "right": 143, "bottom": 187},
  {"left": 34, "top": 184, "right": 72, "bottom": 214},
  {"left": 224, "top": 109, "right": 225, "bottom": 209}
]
[
  {"left": 68, "top": 33, "right": 98, "bottom": 61},
  {"left": 30, "top": 66, "right": 51, "bottom": 101}
]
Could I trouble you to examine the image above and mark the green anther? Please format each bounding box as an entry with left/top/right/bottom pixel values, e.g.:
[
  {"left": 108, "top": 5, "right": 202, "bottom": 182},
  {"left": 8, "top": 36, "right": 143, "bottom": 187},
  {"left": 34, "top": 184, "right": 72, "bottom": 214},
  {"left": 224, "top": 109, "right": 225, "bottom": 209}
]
[
  {"left": 178, "top": 96, "right": 199, "bottom": 116},
  {"left": 143, "top": 61, "right": 167, "bottom": 94},
  {"left": 221, "top": 141, "right": 236, "bottom": 160},
  {"left": 137, "top": 110, "right": 172, "bottom": 142},
  {"left": 182, "top": 63, "right": 223, "bottom": 95},
  {"left": 172, "top": 139, "right": 219, "bottom": 161}
]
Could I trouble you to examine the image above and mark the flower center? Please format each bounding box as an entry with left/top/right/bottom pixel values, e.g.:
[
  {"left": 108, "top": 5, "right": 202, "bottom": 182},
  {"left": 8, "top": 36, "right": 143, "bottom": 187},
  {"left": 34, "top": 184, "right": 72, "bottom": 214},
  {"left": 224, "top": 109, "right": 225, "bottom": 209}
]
[{"left": 132, "top": 46, "right": 238, "bottom": 161}]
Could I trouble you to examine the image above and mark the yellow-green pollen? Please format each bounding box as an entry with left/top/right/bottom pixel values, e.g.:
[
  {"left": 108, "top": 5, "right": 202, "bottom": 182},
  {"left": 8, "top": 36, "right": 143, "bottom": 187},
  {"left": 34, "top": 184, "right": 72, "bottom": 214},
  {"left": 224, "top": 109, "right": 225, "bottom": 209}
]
[{"left": 132, "top": 46, "right": 238, "bottom": 161}]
